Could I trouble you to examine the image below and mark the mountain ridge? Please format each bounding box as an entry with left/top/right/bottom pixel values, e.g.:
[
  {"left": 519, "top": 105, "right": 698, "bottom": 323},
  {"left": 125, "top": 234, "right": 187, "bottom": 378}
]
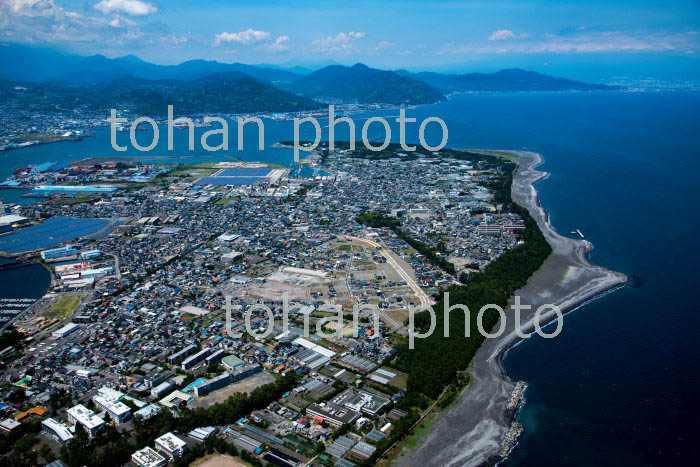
[
  {"left": 396, "top": 67, "right": 620, "bottom": 92},
  {"left": 0, "top": 71, "right": 321, "bottom": 115},
  {"left": 287, "top": 63, "right": 446, "bottom": 105},
  {"left": 0, "top": 43, "right": 300, "bottom": 85},
  {"left": 0, "top": 43, "right": 622, "bottom": 115}
]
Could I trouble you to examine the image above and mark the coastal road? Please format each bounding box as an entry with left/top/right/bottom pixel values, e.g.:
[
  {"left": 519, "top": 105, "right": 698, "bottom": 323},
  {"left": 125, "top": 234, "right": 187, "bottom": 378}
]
[{"left": 393, "top": 151, "right": 627, "bottom": 467}]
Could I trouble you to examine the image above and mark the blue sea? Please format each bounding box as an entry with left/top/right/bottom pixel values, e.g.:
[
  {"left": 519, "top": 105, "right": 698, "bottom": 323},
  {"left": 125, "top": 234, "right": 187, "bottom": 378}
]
[{"left": 1, "top": 91, "right": 699, "bottom": 465}]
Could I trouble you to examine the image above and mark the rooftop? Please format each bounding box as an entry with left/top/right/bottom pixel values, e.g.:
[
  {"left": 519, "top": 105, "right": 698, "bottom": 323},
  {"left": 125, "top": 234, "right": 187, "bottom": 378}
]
[{"left": 155, "top": 432, "right": 187, "bottom": 452}]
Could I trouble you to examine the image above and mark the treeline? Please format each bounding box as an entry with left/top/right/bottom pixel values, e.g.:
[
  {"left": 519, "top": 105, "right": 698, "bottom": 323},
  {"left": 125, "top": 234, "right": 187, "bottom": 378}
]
[
  {"left": 392, "top": 227, "right": 456, "bottom": 275},
  {"left": 0, "top": 328, "right": 24, "bottom": 349},
  {"left": 356, "top": 212, "right": 456, "bottom": 275},
  {"left": 0, "top": 421, "right": 42, "bottom": 465},
  {"left": 356, "top": 405, "right": 420, "bottom": 467},
  {"left": 355, "top": 212, "right": 400, "bottom": 229},
  {"left": 279, "top": 141, "right": 491, "bottom": 163},
  {"left": 172, "top": 436, "right": 262, "bottom": 467},
  {"left": 392, "top": 162, "right": 551, "bottom": 397},
  {"left": 59, "top": 375, "right": 297, "bottom": 467}
]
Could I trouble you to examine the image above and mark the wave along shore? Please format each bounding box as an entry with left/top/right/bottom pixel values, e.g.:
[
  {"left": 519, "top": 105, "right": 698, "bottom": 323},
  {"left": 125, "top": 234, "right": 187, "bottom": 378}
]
[{"left": 393, "top": 151, "right": 627, "bottom": 467}]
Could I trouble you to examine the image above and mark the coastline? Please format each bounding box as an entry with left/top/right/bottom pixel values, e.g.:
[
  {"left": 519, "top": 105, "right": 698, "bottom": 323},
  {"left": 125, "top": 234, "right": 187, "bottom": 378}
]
[
  {"left": 393, "top": 150, "right": 627, "bottom": 467},
  {"left": 0, "top": 134, "right": 90, "bottom": 153}
]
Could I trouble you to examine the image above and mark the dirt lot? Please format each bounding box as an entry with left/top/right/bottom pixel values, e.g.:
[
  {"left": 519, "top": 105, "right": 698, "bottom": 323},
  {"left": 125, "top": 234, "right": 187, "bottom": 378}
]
[
  {"left": 189, "top": 371, "right": 276, "bottom": 408},
  {"left": 192, "top": 454, "right": 248, "bottom": 467},
  {"left": 245, "top": 280, "right": 310, "bottom": 301}
]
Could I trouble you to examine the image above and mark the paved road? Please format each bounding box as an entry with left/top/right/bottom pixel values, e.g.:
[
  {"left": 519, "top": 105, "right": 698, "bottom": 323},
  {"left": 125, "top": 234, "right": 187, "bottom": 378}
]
[
  {"left": 344, "top": 235, "right": 431, "bottom": 331},
  {"left": 346, "top": 235, "right": 431, "bottom": 310}
]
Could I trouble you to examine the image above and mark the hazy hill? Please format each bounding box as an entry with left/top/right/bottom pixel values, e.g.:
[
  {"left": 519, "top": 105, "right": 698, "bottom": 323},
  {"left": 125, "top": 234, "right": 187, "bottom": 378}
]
[
  {"left": 0, "top": 43, "right": 622, "bottom": 114},
  {"left": 0, "top": 72, "right": 321, "bottom": 114},
  {"left": 397, "top": 68, "right": 620, "bottom": 92},
  {"left": 288, "top": 63, "right": 446, "bottom": 105},
  {"left": 0, "top": 43, "right": 300, "bottom": 85}
]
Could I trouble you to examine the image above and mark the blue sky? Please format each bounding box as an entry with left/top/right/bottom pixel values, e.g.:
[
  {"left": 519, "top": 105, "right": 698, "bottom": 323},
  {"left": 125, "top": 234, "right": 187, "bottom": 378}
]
[{"left": 1, "top": 0, "right": 699, "bottom": 79}]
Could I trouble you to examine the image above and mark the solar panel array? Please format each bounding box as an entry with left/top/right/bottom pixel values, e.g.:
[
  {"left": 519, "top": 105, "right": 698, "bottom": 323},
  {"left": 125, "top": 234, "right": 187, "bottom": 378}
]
[
  {"left": 195, "top": 168, "right": 274, "bottom": 186},
  {"left": 195, "top": 176, "right": 262, "bottom": 186},
  {"left": 218, "top": 168, "right": 272, "bottom": 177},
  {"left": 0, "top": 217, "right": 110, "bottom": 254}
]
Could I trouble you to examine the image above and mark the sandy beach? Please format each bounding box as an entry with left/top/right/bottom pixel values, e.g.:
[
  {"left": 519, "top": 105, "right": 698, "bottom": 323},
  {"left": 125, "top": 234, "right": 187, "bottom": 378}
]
[{"left": 394, "top": 151, "right": 627, "bottom": 467}]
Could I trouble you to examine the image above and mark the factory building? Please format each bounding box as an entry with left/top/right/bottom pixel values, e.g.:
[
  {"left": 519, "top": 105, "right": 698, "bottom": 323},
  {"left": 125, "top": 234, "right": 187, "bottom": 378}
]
[
  {"left": 41, "top": 245, "right": 79, "bottom": 260},
  {"left": 51, "top": 322, "right": 79, "bottom": 339},
  {"left": 32, "top": 185, "right": 118, "bottom": 195},
  {"left": 80, "top": 249, "right": 102, "bottom": 260},
  {"left": 0, "top": 215, "right": 28, "bottom": 233}
]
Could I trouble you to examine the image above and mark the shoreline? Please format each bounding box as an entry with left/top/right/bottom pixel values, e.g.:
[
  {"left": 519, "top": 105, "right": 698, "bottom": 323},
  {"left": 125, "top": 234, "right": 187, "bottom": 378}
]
[
  {"left": 0, "top": 134, "right": 90, "bottom": 154},
  {"left": 393, "top": 150, "right": 627, "bottom": 467}
]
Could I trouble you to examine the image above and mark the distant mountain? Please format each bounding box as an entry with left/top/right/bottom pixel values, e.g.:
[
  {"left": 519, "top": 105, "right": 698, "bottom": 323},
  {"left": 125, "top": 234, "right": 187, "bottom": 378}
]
[
  {"left": 0, "top": 43, "right": 622, "bottom": 113},
  {"left": 164, "top": 72, "right": 319, "bottom": 114},
  {"left": 397, "top": 68, "right": 620, "bottom": 92},
  {"left": 112, "top": 56, "right": 300, "bottom": 84},
  {"left": 288, "top": 63, "right": 446, "bottom": 105},
  {"left": 0, "top": 72, "right": 320, "bottom": 114},
  {"left": 0, "top": 43, "right": 299, "bottom": 85},
  {"left": 259, "top": 63, "right": 314, "bottom": 76}
]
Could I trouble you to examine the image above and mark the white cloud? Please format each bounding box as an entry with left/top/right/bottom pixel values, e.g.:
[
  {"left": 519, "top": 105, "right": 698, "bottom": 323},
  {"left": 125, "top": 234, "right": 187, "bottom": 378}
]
[
  {"left": 0, "top": 0, "right": 175, "bottom": 49},
  {"left": 5, "top": 0, "right": 79, "bottom": 18},
  {"left": 215, "top": 28, "right": 271, "bottom": 45},
  {"left": 441, "top": 30, "right": 699, "bottom": 55},
  {"left": 94, "top": 0, "right": 157, "bottom": 17},
  {"left": 160, "top": 33, "right": 189, "bottom": 46},
  {"left": 266, "top": 35, "right": 290, "bottom": 52},
  {"left": 0, "top": 0, "right": 100, "bottom": 43},
  {"left": 488, "top": 29, "right": 530, "bottom": 41},
  {"left": 108, "top": 14, "right": 136, "bottom": 28},
  {"left": 374, "top": 40, "right": 396, "bottom": 50},
  {"left": 312, "top": 31, "right": 366, "bottom": 53}
]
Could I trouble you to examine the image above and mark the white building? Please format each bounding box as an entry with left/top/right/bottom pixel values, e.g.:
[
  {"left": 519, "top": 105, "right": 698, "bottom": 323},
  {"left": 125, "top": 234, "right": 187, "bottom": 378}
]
[
  {"left": 93, "top": 393, "right": 131, "bottom": 423},
  {"left": 42, "top": 418, "right": 74, "bottom": 444},
  {"left": 154, "top": 432, "right": 187, "bottom": 458},
  {"left": 51, "top": 322, "right": 80, "bottom": 339},
  {"left": 151, "top": 381, "right": 175, "bottom": 399},
  {"left": 221, "top": 251, "right": 244, "bottom": 263},
  {"left": 66, "top": 404, "right": 104, "bottom": 437},
  {"left": 131, "top": 446, "right": 167, "bottom": 467},
  {"left": 93, "top": 387, "right": 137, "bottom": 423},
  {"left": 0, "top": 418, "right": 20, "bottom": 433}
]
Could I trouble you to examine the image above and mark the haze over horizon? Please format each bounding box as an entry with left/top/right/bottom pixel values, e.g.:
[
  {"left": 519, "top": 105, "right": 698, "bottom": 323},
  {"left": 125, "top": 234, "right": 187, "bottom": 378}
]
[{"left": 1, "top": 0, "right": 699, "bottom": 83}]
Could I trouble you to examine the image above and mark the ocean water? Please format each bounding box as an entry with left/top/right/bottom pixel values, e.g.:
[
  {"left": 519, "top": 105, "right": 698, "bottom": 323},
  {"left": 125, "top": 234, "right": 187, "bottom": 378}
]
[
  {"left": 1, "top": 91, "right": 699, "bottom": 464},
  {"left": 0, "top": 257, "right": 51, "bottom": 300}
]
